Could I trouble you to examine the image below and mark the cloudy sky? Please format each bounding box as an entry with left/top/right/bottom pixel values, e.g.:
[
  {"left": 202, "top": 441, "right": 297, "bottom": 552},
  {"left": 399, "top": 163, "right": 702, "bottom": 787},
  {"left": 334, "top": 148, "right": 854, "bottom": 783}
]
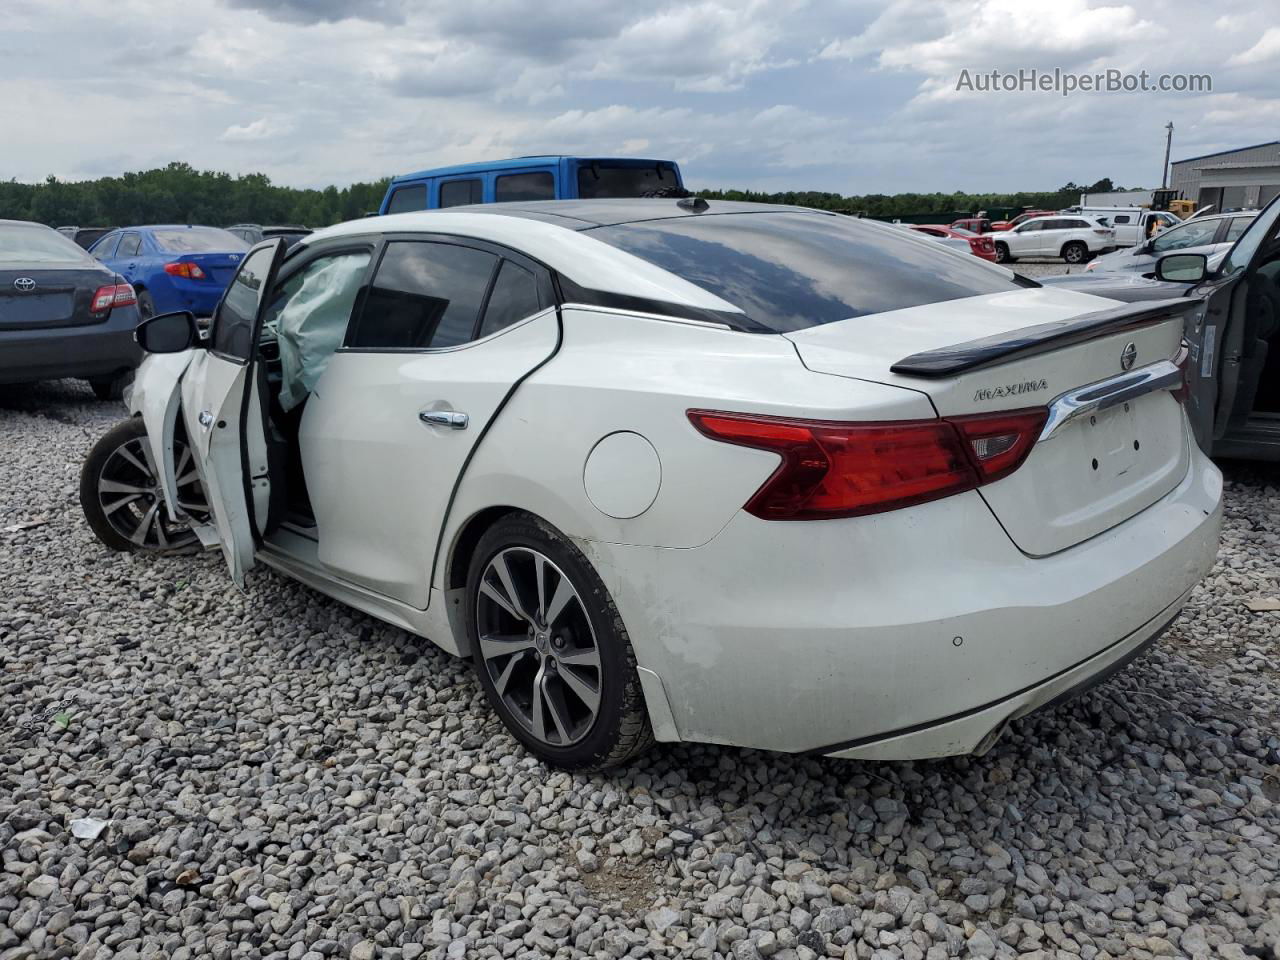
[{"left": 4, "top": 0, "right": 1278, "bottom": 194}]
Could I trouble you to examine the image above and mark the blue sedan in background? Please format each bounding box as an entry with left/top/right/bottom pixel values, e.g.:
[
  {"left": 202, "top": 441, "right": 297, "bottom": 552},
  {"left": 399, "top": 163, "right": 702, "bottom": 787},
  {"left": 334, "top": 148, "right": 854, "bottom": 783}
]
[{"left": 89, "top": 225, "right": 249, "bottom": 319}]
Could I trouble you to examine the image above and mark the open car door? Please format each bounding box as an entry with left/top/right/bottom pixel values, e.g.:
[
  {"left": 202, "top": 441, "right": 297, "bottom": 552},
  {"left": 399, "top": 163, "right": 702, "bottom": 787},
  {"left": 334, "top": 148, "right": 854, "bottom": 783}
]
[{"left": 180, "top": 238, "right": 287, "bottom": 587}]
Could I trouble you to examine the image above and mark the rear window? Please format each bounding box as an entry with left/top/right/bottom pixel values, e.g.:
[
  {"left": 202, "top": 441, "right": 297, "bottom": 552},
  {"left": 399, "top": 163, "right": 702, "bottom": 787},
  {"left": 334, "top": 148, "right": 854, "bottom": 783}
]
[
  {"left": 0, "top": 223, "right": 95, "bottom": 264},
  {"left": 577, "top": 163, "right": 680, "bottom": 199},
  {"left": 152, "top": 227, "right": 249, "bottom": 253},
  {"left": 583, "top": 212, "right": 1024, "bottom": 332}
]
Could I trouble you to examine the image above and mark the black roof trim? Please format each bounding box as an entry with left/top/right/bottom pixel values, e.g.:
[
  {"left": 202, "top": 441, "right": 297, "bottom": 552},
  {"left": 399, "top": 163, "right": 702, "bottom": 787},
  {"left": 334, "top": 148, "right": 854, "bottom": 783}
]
[{"left": 889, "top": 298, "right": 1197, "bottom": 378}]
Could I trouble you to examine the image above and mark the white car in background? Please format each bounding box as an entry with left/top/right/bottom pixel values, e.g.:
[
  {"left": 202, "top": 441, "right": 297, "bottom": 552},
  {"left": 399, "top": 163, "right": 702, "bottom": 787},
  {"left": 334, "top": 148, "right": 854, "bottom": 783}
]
[
  {"left": 993, "top": 214, "right": 1116, "bottom": 265},
  {"left": 1065, "top": 207, "right": 1181, "bottom": 246},
  {"left": 80, "top": 200, "right": 1222, "bottom": 770}
]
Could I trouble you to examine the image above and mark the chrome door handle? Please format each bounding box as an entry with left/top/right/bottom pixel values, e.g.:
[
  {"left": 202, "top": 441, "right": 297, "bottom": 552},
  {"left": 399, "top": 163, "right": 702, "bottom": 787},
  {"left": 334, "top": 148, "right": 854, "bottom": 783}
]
[
  {"left": 419, "top": 410, "right": 469, "bottom": 430},
  {"left": 198, "top": 410, "right": 215, "bottom": 428}
]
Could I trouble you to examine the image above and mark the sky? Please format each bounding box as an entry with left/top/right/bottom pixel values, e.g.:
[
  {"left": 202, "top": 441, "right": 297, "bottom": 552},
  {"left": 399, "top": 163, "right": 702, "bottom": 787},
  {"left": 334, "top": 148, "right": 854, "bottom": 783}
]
[{"left": 3, "top": 0, "right": 1278, "bottom": 195}]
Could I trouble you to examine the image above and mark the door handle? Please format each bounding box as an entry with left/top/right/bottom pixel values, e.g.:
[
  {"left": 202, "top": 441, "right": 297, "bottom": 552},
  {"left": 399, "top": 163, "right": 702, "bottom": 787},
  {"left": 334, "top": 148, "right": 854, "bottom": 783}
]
[
  {"left": 419, "top": 410, "right": 468, "bottom": 430},
  {"left": 198, "top": 410, "right": 215, "bottom": 429}
]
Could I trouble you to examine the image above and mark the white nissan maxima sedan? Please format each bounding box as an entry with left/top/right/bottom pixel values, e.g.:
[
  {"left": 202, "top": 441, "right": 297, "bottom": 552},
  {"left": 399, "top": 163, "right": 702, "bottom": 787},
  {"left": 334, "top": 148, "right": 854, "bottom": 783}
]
[{"left": 80, "top": 199, "right": 1223, "bottom": 770}]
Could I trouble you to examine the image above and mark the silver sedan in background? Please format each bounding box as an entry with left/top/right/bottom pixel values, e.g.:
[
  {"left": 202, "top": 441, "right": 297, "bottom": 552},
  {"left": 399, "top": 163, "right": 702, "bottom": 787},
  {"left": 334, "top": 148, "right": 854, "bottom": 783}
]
[{"left": 1085, "top": 211, "right": 1256, "bottom": 277}]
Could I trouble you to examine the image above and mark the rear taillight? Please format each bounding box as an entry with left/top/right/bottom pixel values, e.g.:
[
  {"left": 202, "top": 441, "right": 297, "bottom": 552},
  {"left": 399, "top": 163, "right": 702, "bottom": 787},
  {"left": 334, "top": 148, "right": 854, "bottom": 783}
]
[
  {"left": 969, "top": 238, "right": 995, "bottom": 255},
  {"left": 688, "top": 407, "right": 1047, "bottom": 520},
  {"left": 90, "top": 283, "right": 138, "bottom": 314},
  {"left": 164, "top": 261, "right": 206, "bottom": 279},
  {"left": 1093, "top": 229, "right": 1112, "bottom": 236}
]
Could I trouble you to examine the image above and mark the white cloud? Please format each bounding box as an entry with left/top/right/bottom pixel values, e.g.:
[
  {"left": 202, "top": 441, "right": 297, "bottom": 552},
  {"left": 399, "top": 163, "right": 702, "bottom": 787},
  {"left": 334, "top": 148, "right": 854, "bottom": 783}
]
[
  {"left": 219, "top": 118, "right": 288, "bottom": 142},
  {"left": 1228, "top": 26, "right": 1280, "bottom": 66}
]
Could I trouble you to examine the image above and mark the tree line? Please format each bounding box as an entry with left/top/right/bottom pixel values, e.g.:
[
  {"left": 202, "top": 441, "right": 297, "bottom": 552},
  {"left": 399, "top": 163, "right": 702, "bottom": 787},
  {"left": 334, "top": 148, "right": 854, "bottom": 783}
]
[{"left": 0, "top": 162, "right": 1126, "bottom": 228}]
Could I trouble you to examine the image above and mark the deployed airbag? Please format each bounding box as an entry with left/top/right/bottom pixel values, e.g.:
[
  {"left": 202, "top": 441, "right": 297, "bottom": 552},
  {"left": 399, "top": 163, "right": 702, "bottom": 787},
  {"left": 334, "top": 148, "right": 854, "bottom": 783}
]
[{"left": 276, "top": 252, "right": 370, "bottom": 411}]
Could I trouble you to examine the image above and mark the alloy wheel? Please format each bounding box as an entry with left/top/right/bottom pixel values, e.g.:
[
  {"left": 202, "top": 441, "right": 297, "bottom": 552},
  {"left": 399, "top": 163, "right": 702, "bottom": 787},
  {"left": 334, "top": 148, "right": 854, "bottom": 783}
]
[
  {"left": 475, "top": 547, "right": 602, "bottom": 747},
  {"left": 96, "top": 436, "right": 209, "bottom": 550}
]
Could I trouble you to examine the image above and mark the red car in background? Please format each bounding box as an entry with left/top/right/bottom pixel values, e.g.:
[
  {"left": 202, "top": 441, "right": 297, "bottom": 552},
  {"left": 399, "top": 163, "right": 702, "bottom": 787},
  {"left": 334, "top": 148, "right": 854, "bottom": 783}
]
[
  {"left": 950, "top": 217, "right": 993, "bottom": 234},
  {"left": 909, "top": 224, "right": 999, "bottom": 262},
  {"left": 991, "top": 209, "right": 1057, "bottom": 231}
]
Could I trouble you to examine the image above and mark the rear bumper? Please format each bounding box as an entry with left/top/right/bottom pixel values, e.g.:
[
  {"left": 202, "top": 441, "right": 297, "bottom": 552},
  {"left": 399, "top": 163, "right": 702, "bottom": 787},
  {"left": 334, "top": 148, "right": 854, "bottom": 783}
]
[
  {"left": 589, "top": 445, "right": 1222, "bottom": 757},
  {"left": 149, "top": 277, "right": 224, "bottom": 318},
  {"left": 0, "top": 305, "right": 142, "bottom": 384}
]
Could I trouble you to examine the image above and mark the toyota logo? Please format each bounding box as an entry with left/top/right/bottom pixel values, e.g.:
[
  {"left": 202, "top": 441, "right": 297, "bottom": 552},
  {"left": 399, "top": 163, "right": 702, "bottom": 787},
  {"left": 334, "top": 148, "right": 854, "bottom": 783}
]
[
  {"left": 13, "top": 277, "right": 36, "bottom": 292},
  {"left": 1120, "top": 342, "right": 1137, "bottom": 371}
]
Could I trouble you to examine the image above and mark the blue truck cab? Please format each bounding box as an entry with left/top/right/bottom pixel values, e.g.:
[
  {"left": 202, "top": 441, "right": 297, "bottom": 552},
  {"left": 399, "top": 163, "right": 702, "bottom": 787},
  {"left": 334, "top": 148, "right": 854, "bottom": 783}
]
[{"left": 378, "top": 156, "right": 684, "bottom": 214}]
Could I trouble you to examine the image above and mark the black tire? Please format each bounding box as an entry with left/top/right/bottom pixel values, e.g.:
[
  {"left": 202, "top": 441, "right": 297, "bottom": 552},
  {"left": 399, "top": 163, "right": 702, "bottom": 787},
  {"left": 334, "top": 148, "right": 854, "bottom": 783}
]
[
  {"left": 137, "top": 289, "right": 155, "bottom": 321},
  {"left": 466, "top": 511, "right": 653, "bottom": 770},
  {"left": 87, "top": 371, "right": 132, "bottom": 402},
  {"left": 1062, "top": 241, "right": 1088, "bottom": 264},
  {"left": 994, "top": 242, "right": 1013, "bottom": 264},
  {"left": 79, "top": 418, "right": 205, "bottom": 553}
]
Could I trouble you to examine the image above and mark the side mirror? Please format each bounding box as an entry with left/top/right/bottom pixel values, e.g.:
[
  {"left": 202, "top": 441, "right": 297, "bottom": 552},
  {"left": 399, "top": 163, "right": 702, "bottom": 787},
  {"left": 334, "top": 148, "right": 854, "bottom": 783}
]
[
  {"left": 1155, "top": 253, "right": 1208, "bottom": 284},
  {"left": 135, "top": 311, "right": 199, "bottom": 353}
]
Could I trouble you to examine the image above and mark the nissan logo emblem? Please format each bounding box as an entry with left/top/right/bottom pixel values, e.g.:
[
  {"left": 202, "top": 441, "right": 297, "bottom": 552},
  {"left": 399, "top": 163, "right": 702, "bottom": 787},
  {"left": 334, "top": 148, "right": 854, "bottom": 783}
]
[
  {"left": 13, "top": 277, "right": 36, "bottom": 292},
  {"left": 1120, "top": 342, "right": 1137, "bottom": 371}
]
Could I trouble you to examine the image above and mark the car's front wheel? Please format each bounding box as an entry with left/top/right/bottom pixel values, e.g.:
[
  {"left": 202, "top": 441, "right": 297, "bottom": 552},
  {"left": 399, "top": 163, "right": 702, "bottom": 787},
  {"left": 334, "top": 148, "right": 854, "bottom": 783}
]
[
  {"left": 79, "top": 418, "right": 209, "bottom": 553},
  {"left": 1062, "top": 241, "right": 1088, "bottom": 264},
  {"left": 994, "top": 241, "right": 1013, "bottom": 264},
  {"left": 466, "top": 512, "right": 653, "bottom": 770}
]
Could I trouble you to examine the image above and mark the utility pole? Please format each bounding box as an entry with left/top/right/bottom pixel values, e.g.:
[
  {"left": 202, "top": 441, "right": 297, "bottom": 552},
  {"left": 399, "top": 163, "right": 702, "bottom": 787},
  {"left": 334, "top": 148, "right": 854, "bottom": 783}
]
[{"left": 1161, "top": 122, "right": 1174, "bottom": 189}]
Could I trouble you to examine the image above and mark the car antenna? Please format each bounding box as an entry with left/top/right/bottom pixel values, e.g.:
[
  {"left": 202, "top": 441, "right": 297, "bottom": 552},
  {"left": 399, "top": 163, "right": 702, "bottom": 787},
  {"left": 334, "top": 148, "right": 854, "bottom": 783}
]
[{"left": 676, "top": 196, "right": 709, "bottom": 212}]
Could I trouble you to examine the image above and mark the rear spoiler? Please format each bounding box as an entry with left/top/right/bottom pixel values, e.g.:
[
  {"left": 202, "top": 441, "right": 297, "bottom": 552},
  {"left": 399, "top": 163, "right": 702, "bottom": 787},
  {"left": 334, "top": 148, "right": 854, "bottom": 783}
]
[{"left": 889, "top": 298, "right": 1198, "bottom": 378}]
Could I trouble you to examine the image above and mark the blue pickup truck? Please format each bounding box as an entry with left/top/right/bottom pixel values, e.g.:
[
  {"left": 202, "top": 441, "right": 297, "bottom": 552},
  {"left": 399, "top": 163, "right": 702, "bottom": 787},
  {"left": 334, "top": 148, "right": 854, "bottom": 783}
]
[{"left": 379, "top": 156, "right": 685, "bottom": 214}]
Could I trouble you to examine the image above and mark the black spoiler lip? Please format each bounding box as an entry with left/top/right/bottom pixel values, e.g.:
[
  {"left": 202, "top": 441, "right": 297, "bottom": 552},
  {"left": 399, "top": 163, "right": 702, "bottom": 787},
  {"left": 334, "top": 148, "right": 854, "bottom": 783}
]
[{"left": 889, "top": 297, "right": 1201, "bottom": 379}]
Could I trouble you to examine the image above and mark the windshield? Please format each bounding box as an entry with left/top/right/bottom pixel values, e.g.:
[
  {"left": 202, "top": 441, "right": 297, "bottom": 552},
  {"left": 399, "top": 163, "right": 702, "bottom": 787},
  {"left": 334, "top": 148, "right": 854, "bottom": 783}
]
[
  {"left": 576, "top": 162, "right": 681, "bottom": 199},
  {"left": 152, "top": 227, "right": 250, "bottom": 253},
  {"left": 584, "top": 211, "right": 1028, "bottom": 332},
  {"left": 1220, "top": 195, "right": 1280, "bottom": 277},
  {"left": 0, "top": 222, "right": 95, "bottom": 264}
]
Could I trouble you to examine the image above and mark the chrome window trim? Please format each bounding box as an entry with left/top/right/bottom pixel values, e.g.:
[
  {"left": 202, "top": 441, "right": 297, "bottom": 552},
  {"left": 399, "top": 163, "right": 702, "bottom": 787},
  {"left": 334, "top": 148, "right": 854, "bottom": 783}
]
[{"left": 560, "top": 302, "right": 735, "bottom": 331}]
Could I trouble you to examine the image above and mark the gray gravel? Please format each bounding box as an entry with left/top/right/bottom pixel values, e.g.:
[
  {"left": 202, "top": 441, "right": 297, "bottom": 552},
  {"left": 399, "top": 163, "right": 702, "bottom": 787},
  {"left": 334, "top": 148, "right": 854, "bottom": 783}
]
[{"left": 3, "top": 380, "right": 1279, "bottom": 960}]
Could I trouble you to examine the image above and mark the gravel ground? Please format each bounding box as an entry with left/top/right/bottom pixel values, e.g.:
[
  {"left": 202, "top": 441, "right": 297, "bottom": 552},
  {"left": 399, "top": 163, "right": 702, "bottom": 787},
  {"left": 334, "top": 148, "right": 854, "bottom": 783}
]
[{"left": 2, "top": 380, "right": 1279, "bottom": 960}]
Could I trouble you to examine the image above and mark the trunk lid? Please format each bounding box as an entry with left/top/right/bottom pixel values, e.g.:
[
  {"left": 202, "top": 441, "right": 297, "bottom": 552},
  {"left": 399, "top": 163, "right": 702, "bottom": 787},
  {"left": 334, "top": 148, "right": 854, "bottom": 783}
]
[
  {"left": 175, "top": 253, "right": 243, "bottom": 286},
  {"left": 785, "top": 287, "right": 1195, "bottom": 556},
  {"left": 0, "top": 267, "right": 114, "bottom": 329}
]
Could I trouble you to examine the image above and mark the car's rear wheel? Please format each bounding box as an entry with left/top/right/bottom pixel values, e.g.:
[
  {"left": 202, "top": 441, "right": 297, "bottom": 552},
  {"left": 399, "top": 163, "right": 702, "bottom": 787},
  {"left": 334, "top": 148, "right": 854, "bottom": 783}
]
[
  {"left": 466, "top": 512, "right": 653, "bottom": 770},
  {"left": 137, "top": 289, "right": 155, "bottom": 321},
  {"left": 1062, "top": 241, "right": 1088, "bottom": 264},
  {"left": 79, "top": 418, "right": 209, "bottom": 553},
  {"left": 994, "top": 242, "right": 1013, "bottom": 264}
]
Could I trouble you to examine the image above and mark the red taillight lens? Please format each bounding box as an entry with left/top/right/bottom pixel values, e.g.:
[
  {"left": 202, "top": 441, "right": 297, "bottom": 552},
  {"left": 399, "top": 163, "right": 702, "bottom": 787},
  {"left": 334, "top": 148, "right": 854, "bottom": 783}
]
[
  {"left": 164, "top": 261, "right": 206, "bottom": 279},
  {"left": 688, "top": 407, "right": 1047, "bottom": 520},
  {"left": 90, "top": 283, "right": 138, "bottom": 314},
  {"left": 949, "top": 409, "right": 1048, "bottom": 484},
  {"left": 90, "top": 285, "right": 116, "bottom": 312}
]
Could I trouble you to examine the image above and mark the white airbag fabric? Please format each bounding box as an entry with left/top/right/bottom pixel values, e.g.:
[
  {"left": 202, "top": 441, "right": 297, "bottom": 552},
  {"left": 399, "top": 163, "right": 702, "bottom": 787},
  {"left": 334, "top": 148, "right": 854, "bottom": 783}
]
[{"left": 276, "top": 252, "right": 370, "bottom": 411}]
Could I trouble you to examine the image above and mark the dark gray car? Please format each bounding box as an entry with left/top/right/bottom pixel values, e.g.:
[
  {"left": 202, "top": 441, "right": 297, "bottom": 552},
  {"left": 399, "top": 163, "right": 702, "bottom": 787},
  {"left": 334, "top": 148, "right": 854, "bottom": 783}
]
[
  {"left": 0, "top": 220, "right": 142, "bottom": 399},
  {"left": 1083, "top": 211, "right": 1256, "bottom": 278}
]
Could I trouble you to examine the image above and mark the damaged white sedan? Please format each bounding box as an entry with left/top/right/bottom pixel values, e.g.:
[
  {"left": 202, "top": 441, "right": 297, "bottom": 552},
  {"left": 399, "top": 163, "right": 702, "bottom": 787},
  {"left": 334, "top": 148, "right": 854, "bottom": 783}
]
[{"left": 80, "top": 200, "right": 1223, "bottom": 770}]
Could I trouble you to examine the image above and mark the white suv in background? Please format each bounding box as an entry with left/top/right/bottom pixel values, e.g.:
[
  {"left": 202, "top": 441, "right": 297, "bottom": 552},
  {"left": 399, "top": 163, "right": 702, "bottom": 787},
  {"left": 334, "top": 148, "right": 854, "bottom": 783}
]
[{"left": 993, "top": 215, "right": 1116, "bottom": 265}]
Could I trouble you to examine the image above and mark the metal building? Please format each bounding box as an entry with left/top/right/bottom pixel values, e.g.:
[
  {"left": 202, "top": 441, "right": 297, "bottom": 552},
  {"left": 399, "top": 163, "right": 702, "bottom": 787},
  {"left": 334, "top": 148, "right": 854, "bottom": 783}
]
[{"left": 1168, "top": 141, "right": 1280, "bottom": 211}]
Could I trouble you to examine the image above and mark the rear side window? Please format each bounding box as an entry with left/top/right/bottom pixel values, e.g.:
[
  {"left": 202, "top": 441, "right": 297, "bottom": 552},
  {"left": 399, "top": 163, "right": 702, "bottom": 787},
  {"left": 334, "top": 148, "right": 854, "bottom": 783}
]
[
  {"left": 478, "top": 261, "right": 541, "bottom": 338},
  {"left": 584, "top": 212, "right": 1024, "bottom": 333},
  {"left": 1112, "top": 215, "right": 1131, "bottom": 224},
  {"left": 1226, "top": 217, "right": 1253, "bottom": 242},
  {"left": 90, "top": 234, "right": 119, "bottom": 260},
  {"left": 117, "top": 233, "right": 143, "bottom": 257},
  {"left": 352, "top": 241, "right": 497, "bottom": 349},
  {"left": 495, "top": 172, "right": 554, "bottom": 202},
  {"left": 439, "top": 179, "right": 482, "bottom": 208},
  {"left": 386, "top": 184, "right": 427, "bottom": 214}
]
